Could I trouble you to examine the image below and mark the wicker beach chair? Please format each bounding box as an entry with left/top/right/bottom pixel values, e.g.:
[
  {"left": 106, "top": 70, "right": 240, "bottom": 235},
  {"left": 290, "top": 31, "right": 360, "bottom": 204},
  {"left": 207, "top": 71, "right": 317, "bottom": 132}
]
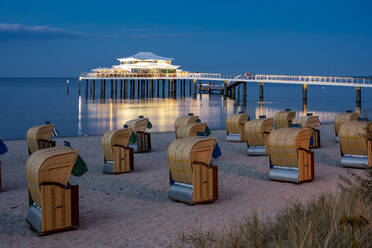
[
  {"left": 226, "top": 113, "right": 249, "bottom": 141},
  {"left": 176, "top": 122, "right": 208, "bottom": 139},
  {"left": 334, "top": 111, "right": 360, "bottom": 142},
  {"left": 101, "top": 128, "right": 134, "bottom": 174},
  {"left": 25, "top": 146, "right": 80, "bottom": 235},
  {"left": 268, "top": 128, "right": 314, "bottom": 183},
  {"left": 339, "top": 121, "right": 372, "bottom": 169},
  {"left": 273, "top": 110, "right": 296, "bottom": 129},
  {"left": 167, "top": 136, "right": 218, "bottom": 204},
  {"left": 0, "top": 139, "right": 7, "bottom": 190},
  {"left": 244, "top": 117, "right": 273, "bottom": 156},
  {"left": 26, "top": 124, "right": 56, "bottom": 154},
  {"left": 125, "top": 116, "right": 152, "bottom": 153},
  {"left": 175, "top": 113, "right": 199, "bottom": 138},
  {"left": 292, "top": 113, "right": 321, "bottom": 148}
]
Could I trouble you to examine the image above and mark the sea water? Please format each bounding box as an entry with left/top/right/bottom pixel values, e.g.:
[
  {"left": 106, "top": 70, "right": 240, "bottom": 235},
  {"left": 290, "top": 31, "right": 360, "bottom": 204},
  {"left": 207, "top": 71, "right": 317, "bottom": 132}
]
[{"left": 0, "top": 77, "right": 371, "bottom": 139}]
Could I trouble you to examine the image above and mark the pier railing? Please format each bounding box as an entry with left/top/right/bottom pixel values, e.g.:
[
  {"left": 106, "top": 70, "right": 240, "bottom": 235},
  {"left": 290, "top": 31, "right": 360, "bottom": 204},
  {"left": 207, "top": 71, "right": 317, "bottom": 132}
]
[{"left": 79, "top": 72, "right": 372, "bottom": 87}]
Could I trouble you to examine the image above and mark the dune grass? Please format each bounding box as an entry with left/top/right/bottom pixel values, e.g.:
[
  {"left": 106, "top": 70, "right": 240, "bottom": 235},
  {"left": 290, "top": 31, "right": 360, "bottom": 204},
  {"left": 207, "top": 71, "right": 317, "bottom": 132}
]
[{"left": 174, "top": 169, "right": 372, "bottom": 248}]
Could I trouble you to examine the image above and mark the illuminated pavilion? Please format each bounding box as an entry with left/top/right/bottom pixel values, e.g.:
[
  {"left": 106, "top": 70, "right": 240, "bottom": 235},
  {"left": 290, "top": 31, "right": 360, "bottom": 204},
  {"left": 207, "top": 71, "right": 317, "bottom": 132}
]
[{"left": 91, "top": 52, "right": 188, "bottom": 77}]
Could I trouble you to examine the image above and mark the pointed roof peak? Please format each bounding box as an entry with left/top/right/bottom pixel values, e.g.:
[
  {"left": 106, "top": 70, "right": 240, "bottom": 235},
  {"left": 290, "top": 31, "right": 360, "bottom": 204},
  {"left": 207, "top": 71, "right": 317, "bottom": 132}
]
[{"left": 118, "top": 52, "right": 173, "bottom": 61}]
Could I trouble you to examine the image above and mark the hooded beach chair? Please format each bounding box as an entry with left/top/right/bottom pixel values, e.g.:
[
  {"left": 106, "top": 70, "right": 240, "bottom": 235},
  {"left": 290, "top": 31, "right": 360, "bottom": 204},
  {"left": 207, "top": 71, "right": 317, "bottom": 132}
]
[
  {"left": 167, "top": 136, "right": 218, "bottom": 204},
  {"left": 26, "top": 124, "right": 56, "bottom": 154},
  {"left": 101, "top": 128, "right": 134, "bottom": 174},
  {"left": 273, "top": 109, "right": 296, "bottom": 129},
  {"left": 226, "top": 113, "right": 249, "bottom": 141},
  {"left": 175, "top": 113, "right": 199, "bottom": 139},
  {"left": 339, "top": 121, "right": 372, "bottom": 169},
  {"left": 25, "top": 146, "right": 86, "bottom": 235},
  {"left": 268, "top": 128, "right": 314, "bottom": 183},
  {"left": 0, "top": 139, "right": 8, "bottom": 190},
  {"left": 292, "top": 113, "right": 321, "bottom": 148},
  {"left": 124, "top": 116, "right": 152, "bottom": 153},
  {"left": 244, "top": 116, "right": 273, "bottom": 156},
  {"left": 334, "top": 111, "right": 360, "bottom": 142},
  {"left": 176, "top": 122, "right": 210, "bottom": 139}
]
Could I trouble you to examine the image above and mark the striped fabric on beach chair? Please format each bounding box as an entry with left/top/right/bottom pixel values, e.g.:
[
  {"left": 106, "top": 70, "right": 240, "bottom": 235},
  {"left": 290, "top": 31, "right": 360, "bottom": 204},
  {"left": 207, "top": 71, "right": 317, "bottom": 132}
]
[
  {"left": 167, "top": 137, "right": 218, "bottom": 204},
  {"left": 334, "top": 111, "right": 360, "bottom": 142},
  {"left": 268, "top": 128, "right": 314, "bottom": 183},
  {"left": 25, "top": 146, "right": 83, "bottom": 235},
  {"left": 101, "top": 128, "right": 134, "bottom": 174},
  {"left": 273, "top": 109, "right": 296, "bottom": 129},
  {"left": 339, "top": 121, "right": 372, "bottom": 169},
  {"left": 226, "top": 113, "right": 249, "bottom": 142},
  {"left": 291, "top": 113, "right": 321, "bottom": 148},
  {"left": 244, "top": 116, "right": 273, "bottom": 156}
]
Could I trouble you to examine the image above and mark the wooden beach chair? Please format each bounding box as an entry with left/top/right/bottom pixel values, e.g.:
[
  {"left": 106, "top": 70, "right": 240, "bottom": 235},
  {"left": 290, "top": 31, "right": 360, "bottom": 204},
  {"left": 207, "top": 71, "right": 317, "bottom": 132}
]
[
  {"left": 167, "top": 136, "right": 218, "bottom": 204},
  {"left": 176, "top": 122, "right": 207, "bottom": 139},
  {"left": 339, "top": 121, "right": 372, "bottom": 169},
  {"left": 26, "top": 124, "right": 56, "bottom": 154},
  {"left": 0, "top": 139, "right": 7, "bottom": 190},
  {"left": 25, "top": 146, "right": 80, "bottom": 235},
  {"left": 125, "top": 116, "right": 152, "bottom": 153},
  {"left": 268, "top": 128, "right": 314, "bottom": 183},
  {"left": 273, "top": 110, "right": 296, "bottom": 129},
  {"left": 244, "top": 116, "right": 273, "bottom": 156},
  {"left": 101, "top": 128, "right": 134, "bottom": 174},
  {"left": 292, "top": 113, "right": 321, "bottom": 148},
  {"left": 174, "top": 113, "right": 199, "bottom": 139},
  {"left": 226, "top": 113, "right": 249, "bottom": 142},
  {"left": 334, "top": 111, "right": 360, "bottom": 142}
]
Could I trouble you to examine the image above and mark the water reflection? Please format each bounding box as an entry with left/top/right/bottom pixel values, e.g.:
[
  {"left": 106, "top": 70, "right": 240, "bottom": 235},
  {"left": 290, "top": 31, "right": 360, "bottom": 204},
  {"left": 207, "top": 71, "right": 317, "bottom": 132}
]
[{"left": 82, "top": 94, "right": 346, "bottom": 134}]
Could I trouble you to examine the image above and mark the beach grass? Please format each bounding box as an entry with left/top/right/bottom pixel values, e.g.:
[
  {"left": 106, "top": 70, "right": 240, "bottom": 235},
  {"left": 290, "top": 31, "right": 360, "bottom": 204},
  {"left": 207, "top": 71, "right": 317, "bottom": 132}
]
[{"left": 174, "top": 169, "right": 372, "bottom": 248}]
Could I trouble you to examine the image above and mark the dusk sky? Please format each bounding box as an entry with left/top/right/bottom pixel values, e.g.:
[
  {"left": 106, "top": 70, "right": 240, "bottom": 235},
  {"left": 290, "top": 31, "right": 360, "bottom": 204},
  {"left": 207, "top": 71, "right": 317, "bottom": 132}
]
[{"left": 1, "top": 0, "right": 371, "bottom": 77}]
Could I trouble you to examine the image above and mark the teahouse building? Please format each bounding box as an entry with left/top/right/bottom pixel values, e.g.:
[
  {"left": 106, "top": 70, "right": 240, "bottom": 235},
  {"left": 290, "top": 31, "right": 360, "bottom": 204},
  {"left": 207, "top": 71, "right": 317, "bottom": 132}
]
[{"left": 91, "top": 52, "right": 188, "bottom": 77}]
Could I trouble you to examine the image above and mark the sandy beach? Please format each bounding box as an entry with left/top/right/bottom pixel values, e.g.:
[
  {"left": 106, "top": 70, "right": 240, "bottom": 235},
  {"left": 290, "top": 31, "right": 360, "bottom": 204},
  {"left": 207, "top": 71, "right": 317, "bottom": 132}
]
[{"left": 0, "top": 124, "right": 355, "bottom": 247}]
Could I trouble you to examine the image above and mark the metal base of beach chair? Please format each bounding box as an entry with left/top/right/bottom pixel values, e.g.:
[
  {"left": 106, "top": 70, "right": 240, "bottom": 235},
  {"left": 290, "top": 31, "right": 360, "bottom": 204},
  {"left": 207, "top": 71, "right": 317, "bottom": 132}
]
[
  {"left": 168, "top": 183, "right": 194, "bottom": 204},
  {"left": 335, "top": 136, "right": 339, "bottom": 143},
  {"left": 341, "top": 155, "right": 369, "bottom": 169},
  {"left": 226, "top": 133, "right": 242, "bottom": 142},
  {"left": 247, "top": 146, "right": 266, "bottom": 156},
  {"left": 26, "top": 184, "right": 79, "bottom": 235},
  {"left": 269, "top": 167, "right": 300, "bottom": 183}
]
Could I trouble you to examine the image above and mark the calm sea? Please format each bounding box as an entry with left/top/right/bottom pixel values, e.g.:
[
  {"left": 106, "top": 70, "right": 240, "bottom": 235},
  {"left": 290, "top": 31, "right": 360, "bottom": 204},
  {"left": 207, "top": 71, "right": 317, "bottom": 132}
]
[{"left": 0, "top": 77, "right": 371, "bottom": 140}]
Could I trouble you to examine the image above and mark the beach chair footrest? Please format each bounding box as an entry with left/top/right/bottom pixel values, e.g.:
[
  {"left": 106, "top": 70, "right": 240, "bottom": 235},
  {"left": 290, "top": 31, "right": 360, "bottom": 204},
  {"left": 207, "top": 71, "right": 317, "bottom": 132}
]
[
  {"left": 168, "top": 183, "right": 193, "bottom": 204},
  {"left": 226, "top": 134, "right": 242, "bottom": 142},
  {"left": 247, "top": 146, "right": 266, "bottom": 156},
  {"left": 341, "top": 155, "right": 369, "bottom": 169},
  {"left": 269, "top": 167, "right": 299, "bottom": 183}
]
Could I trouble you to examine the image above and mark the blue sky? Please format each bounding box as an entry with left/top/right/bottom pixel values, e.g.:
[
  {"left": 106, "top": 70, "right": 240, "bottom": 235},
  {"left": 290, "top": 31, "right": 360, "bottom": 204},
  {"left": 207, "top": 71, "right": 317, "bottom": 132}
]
[{"left": 0, "top": 0, "right": 371, "bottom": 77}]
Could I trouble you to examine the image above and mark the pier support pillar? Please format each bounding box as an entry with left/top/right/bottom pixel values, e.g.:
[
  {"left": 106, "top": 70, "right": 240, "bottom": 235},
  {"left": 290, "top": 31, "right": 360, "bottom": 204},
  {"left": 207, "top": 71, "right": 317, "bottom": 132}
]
[
  {"left": 183, "top": 79, "right": 186, "bottom": 97},
  {"left": 162, "top": 79, "right": 165, "bottom": 97},
  {"left": 146, "top": 80, "right": 149, "bottom": 98},
  {"left": 120, "top": 80, "right": 123, "bottom": 98},
  {"left": 302, "top": 84, "right": 308, "bottom": 101},
  {"left": 189, "top": 80, "right": 192, "bottom": 96},
  {"left": 259, "top": 82, "right": 264, "bottom": 102},
  {"left": 123, "top": 80, "right": 127, "bottom": 98},
  {"left": 242, "top": 82, "right": 247, "bottom": 103},
  {"left": 110, "top": 80, "right": 113, "bottom": 99},
  {"left": 137, "top": 80, "right": 140, "bottom": 99},
  {"left": 115, "top": 80, "right": 117, "bottom": 98},
  {"left": 231, "top": 86, "right": 235, "bottom": 99},
  {"left": 157, "top": 80, "right": 160, "bottom": 97},
  {"left": 356, "top": 86, "right": 361, "bottom": 114},
  {"left": 85, "top": 80, "right": 88, "bottom": 99},
  {"left": 92, "top": 80, "right": 95, "bottom": 99},
  {"left": 193, "top": 80, "right": 197, "bottom": 95},
  {"left": 78, "top": 80, "right": 81, "bottom": 95},
  {"left": 151, "top": 79, "right": 154, "bottom": 98}
]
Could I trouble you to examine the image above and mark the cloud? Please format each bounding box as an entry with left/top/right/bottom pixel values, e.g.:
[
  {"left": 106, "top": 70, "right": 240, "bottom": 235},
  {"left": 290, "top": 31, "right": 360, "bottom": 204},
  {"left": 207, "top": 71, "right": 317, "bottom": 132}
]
[{"left": 0, "top": 23, "right": 88, "bottom": 41}]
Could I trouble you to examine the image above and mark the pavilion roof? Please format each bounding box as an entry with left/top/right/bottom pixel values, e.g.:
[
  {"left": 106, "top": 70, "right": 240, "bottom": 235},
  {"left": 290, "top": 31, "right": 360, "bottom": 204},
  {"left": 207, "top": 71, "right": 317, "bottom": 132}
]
[{"left": 118, "top": 52, "right": 173, "bottom": 61}]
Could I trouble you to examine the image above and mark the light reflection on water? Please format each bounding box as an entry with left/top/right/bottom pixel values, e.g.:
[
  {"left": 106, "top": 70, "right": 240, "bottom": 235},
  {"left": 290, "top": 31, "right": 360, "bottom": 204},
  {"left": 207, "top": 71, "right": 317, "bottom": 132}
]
[{"left": 0, "top": 78, "right": 371, "bottom": 139}]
